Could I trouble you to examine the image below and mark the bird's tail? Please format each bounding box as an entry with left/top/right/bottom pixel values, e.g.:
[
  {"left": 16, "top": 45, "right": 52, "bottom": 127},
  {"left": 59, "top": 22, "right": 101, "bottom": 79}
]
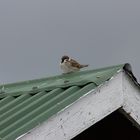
[{"left": 80, "top": 64, "right": 89, "bottom": 68}]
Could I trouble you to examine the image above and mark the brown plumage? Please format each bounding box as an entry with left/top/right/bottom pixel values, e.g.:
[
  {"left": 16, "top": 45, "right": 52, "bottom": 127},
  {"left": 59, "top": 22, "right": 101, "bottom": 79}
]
[
  {"left": 68, "top": 58, "right": 88, "bottom": 68},
  {"left": 60, "top": 55, "right": 89, "bottom": 73}
]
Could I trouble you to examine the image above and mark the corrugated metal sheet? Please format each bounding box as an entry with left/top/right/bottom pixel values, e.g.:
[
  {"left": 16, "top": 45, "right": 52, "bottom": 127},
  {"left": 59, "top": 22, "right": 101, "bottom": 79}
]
[{"left": 0, "top": 64, "right": 124, "bottom": 140}]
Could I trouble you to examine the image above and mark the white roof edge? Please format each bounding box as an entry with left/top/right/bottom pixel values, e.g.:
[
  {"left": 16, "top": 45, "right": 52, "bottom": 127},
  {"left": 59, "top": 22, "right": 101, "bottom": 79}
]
[{"left": 122, "top": 71, "right": 140, "bottom": 130}]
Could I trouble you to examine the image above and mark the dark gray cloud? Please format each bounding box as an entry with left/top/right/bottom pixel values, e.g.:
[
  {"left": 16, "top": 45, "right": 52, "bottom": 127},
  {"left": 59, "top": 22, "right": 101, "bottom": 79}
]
[{"left": 0, "top": 0, "right": 140, "bottom": 83}]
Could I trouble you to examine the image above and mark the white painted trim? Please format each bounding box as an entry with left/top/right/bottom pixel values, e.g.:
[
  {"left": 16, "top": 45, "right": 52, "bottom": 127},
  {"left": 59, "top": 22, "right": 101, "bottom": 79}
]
[
  {"left": 19, "top": 72, "right": 124, "bottom": 140},
  {"left": 122, "top": 72, "right": 140, "bottom": 128}
]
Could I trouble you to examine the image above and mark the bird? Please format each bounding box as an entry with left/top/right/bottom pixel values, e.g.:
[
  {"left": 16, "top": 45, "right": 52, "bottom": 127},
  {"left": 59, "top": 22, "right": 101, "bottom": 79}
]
[{"left": 60, "top": 55, "right": 88, "bottom": 74}]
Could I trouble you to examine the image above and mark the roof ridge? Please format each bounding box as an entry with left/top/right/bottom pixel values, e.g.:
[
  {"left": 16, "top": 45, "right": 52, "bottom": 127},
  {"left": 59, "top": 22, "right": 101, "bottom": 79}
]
[
  {"left": 0, "top": 63, "right": 132, "bottom": 97},
  {"left": 0, "top": 64, "right": 124, "bottom": 87}
]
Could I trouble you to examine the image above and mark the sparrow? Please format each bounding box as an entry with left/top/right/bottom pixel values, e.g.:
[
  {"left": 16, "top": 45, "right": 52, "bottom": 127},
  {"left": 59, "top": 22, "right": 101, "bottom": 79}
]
[{"left": 60, "top": 55, "right": 88, "bottom": 74}]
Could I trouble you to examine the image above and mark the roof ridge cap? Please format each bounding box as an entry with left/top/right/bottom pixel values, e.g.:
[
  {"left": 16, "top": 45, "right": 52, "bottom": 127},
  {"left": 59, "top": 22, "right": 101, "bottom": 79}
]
[{"left": 0, "top": 63, "right": 128, "bottom": 96}]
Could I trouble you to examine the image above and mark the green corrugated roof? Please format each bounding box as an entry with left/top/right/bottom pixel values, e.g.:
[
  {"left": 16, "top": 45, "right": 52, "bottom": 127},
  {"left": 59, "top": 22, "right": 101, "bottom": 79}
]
[{"left": 0, "top": 64, "right": 124, "bottom": 140}]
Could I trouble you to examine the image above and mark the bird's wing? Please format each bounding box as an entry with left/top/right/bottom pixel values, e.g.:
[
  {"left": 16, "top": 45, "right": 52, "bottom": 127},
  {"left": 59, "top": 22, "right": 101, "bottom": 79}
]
[{"left": 68, "top": 59, "right": 81, "bottom": 68}]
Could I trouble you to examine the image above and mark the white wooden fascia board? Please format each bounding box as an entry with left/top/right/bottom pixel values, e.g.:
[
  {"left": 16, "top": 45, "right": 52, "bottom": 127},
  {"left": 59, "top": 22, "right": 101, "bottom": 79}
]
[
  {"left": 19, "top": 72, "right": 123, "bottom": 140},
  {"left": 122, "top": 72, "right": 140, "bottom": 129}
]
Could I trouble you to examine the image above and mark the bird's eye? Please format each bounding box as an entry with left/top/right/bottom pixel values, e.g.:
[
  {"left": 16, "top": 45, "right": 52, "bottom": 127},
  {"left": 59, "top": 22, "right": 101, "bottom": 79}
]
[{"left": 64, "top": 59, "right": 68, "bottom": 62}]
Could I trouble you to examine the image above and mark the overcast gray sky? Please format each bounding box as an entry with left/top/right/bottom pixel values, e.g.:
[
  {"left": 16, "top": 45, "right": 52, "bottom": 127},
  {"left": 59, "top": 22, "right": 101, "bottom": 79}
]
[{"left": 0, "top": 0, "right": 140, "bottom": 84}]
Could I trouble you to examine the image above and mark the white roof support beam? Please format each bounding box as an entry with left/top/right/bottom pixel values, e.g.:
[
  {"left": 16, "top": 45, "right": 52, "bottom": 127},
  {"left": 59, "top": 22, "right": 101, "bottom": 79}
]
[{"left": 122, "top": 72, "right": 140, "bottom": 129}]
